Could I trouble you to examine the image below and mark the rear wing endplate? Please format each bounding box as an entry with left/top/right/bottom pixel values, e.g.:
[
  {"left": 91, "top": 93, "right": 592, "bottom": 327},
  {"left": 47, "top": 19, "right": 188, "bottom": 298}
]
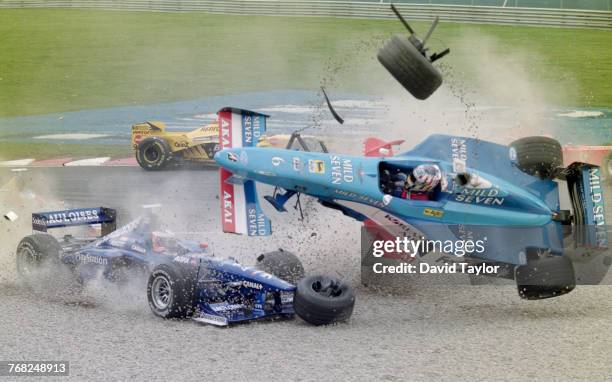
[
  {"left": 218, "top": 107, "right": 272, "bottom": 236},
  {"left": 566, "top": 163, "right": 607, "bottom": 248}
]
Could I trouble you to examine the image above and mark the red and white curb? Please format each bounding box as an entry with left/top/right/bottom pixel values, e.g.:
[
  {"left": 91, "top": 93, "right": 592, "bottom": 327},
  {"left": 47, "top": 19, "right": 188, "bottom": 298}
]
[{"left": 0, "top": 157, "right": 138, "bottom": 167}]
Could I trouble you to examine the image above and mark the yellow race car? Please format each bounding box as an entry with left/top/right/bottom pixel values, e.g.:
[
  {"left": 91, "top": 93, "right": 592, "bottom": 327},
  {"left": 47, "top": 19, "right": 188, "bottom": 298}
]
[{"left": 132, "top": 121, "right": 327, "bottom": 170}]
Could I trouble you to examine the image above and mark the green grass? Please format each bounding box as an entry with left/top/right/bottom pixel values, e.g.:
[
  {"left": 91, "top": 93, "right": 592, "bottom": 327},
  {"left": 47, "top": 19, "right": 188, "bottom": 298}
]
[
  {"left": 0, "top": 142, "right": 131, "bottom": 160},
  {"left": 0, "top": 8, "right": 610, "bottom": 118}
]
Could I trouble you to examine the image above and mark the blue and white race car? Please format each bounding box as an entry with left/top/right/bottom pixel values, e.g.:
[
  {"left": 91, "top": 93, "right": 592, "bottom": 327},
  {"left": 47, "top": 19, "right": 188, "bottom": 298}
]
[
  {"left": 213, "top": 107, "right": 610, "bottom": 300},
  {"left": 16, "top": 207, "right": 355, "bottom": 326}
]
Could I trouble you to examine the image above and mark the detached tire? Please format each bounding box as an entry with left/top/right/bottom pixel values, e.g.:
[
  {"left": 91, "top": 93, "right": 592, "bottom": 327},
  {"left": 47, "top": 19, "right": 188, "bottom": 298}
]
[
  {"left": 377, "top": 34, "right": 442, "bottom": 100},
  {"left": 509, "top": 136, "right": 563, "bottom": 179},
  {"left": 255, "top": 250, "right": 305, "bottom": 285},
  {"left": 147, "top": 264, "right": 195, "bottom": 319},
  {"left": 16, "top": 234, "right": 61, "bottom": 284},
  {"left": 295, "top": 275, "right": 355, "bottom": 326},
  {"left": 516, "top": 254, "right": 575, "bottom": 300},
  {"left": 137, "top": 137, "right": 172, "bottom": 171}
]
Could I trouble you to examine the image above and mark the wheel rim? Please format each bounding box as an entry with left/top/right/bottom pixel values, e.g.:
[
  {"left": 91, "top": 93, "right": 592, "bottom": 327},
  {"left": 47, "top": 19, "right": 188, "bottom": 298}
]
[
  {"left": 144, "top": 146, "right": 160, "bottom": 163},
  {"left": 312, "top": 279, "right": 343, "bottom": 298},
  {"left": 151, "top": 275, "right": 172, "bottom": 310},
  {"left": 16, "top": 247, "right": 39, "bottom": 277}
]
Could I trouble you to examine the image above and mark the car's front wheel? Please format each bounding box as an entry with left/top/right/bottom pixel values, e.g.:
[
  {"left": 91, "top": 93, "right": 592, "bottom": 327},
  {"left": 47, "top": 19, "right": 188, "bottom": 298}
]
[
  {"left": 147, "top": 264, "right": 195, "bottom": 319},
  {"left": 294, "top": 275, "right": 355, "bottom": 325}
]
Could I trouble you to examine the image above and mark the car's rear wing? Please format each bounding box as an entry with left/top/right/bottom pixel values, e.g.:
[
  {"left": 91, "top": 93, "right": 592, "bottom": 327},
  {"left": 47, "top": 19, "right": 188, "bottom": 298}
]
[
  {"left": 217, "top": 107, "right": 272, "bottom": 236},
  {"left": 32, "top": 207, "right": 117, "bottom": 236},
  {"left": 565, "top": 163, "right": 607, "bottom": 249}
]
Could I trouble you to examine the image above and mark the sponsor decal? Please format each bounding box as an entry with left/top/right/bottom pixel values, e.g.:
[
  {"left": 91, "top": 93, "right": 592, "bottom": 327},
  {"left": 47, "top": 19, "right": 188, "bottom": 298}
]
[
  {"left": 173, "top": 141, "right": 189, "bottom": 148},
  {"left": 382, "top": 213, "right": 420, "bottom": 238},
  {"left": 308, "top": 159, "right": 325, "bottom": 174},
  {"left": 292, "top": 157, "right": 302, "bottom": 172},
  {"left": 508, "top": 147, "right": 517, "bottom": 161},
  {"left": 330, "top": 155, "right": 354, "bottom": 184},
  {"left": 334, "top": 189, "right": 384, "bottom": 207},
  {"left": 75, "top": 253, "right": 108, "bottom": 266},
  {"left": 195, "top": 313, "right": 229, "bottom": 326},
  {"left": 454, "top": 188, "right": 505, "bottom": 206},
  {"left": 242, "top": 280, "right": 263, "bottom": 290},
  {"left": 588, "top": 167, "right": 607, "bottom": 247},
  {"left": 223, "top": 189, "right": 234, "bottom": 226},
  {"left": 382, "top": 194, "right": 393, "bottom": 206},
  {"left": 248, "top": 208, "right": 268, "bottom": 236},
  {"left": 133, "top": 134, "right": 143, "bottom": 144},
  {"left": 242, "top": 114, "right": 263, "bottom": 146},
  {"left": 211, "top": 303, "right": 244, "bottom": 312},
  {"left": 220, "top": 115, "right": 231, "bottom": 149},
  {"left": 271, "top": 156, "right": 284, "bottom": 167},
  {"left": 227, "top": 152, "right": 238, "bottom": 162},
  {"left": 32, "top": 216, "right": 47, "bottom": 228},
  {"left": 240, "top": 151, "right": 248, "bottom": 165},
  {"left": 43, "top": 209, "right": 100, "bottom": 225},
  {"left": 423, "top": 208, "right": 444, "bottom": 218},
  {"left": 173, "top": 256, "right": 192, "bottom": 264},
  {"left": 451, "top": 138, "right": 467, "bottom": 162},
  {"left": 280, "top": 292, "right": 294, "bottom": 304}
]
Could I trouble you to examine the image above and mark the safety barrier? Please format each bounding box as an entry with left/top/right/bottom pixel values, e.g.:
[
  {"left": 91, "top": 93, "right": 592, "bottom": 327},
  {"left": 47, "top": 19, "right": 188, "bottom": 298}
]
[{"left": 0, "top": 0, "right": 610, "bottom": 28}]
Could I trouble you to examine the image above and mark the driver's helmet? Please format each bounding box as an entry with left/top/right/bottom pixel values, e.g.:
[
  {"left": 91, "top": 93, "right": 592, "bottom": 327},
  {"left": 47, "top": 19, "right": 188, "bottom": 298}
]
[{"left": 151, "top": 231, "right": 176, "bottom": 253}]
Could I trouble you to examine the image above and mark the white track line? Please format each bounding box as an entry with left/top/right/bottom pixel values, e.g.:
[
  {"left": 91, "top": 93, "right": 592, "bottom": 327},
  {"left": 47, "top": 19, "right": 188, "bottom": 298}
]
[
  {"left": 0, "top": 159, "right": 35, "bottom": 167},
  {"left": 63, "top": 157, "right": 111, "bottom": 166}
]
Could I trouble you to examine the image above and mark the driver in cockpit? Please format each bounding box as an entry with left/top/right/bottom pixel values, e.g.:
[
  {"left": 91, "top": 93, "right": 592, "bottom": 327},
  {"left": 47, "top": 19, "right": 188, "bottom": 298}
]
[
  {"left": 389, "top": 164, "right": 442, "bottom": 199},
  {"left": 408, "top": 164, "right": 442, "bottom": 193}
]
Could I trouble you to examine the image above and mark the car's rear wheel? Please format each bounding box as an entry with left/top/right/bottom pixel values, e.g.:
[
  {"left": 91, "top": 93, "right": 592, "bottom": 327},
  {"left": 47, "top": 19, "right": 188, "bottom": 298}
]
[
  {"left": 137, "top": 137, "right": 172, "bottom": 171},
  {"left": 16, "top": 234, "right": 61, "bottom": 285},
  {"left": 515, "top": 252, "right": 575, "bottom": 300},
  {"left": 509, "top": 136, "right": 563, "bottom": 179},
  {"left": 377, "top": 34, "right": 443, "bottom": 100},
  {"left": 255, "top": 250, "right": 305, "bottom": 285},
  {"left": 294, "top": 275, "right": 355, "bottom": 325},
  {"left": 147, "top": 264, "right": 195, "bottom": 319}
]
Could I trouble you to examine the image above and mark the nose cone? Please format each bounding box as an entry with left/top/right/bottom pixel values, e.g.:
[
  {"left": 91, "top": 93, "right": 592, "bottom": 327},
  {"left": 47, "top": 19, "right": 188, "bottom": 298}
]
[{"left": 214, "top": 148, "right": 243, "bottom": 172}]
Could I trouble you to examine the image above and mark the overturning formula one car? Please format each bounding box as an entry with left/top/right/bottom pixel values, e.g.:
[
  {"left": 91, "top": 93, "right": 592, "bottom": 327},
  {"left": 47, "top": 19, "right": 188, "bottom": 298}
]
[
  {"left": 16, "top": 208, "right": 354, "bottom": 326},
  {"left": 214, "top": 107, "right": 610, "bottom": 300},
  {"left": 131, "top": 118, "right": 327, "bottom": 171}
]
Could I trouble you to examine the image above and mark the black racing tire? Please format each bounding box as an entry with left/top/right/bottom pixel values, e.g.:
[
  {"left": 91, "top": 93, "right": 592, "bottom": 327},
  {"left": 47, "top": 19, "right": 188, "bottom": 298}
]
[
  {"left": 255, "top": 250, "right": 305, "bottom": 285},
  {"left": 509, "top": 136, "right": 563, "bottom": 179},
  {"left": 147, "top": 264, "right": 195, "bottom": 319},
  {"left": 602, "top": 151, "right": 612, "bottom": 182},
  {"left": 377, "top": 34, "right": 442, "bottom": 100},
  {"left": 16, "top": 234, "right": 62, "bottom": 284},
  {"left": 294, "top": 275, "right": 355, "bottom": 326},
  {"left": 515, "top": 254, "right": 575, "bottom": 300},
  {"left": 137, "top": 137, "right": 172, "bottom": 171}
]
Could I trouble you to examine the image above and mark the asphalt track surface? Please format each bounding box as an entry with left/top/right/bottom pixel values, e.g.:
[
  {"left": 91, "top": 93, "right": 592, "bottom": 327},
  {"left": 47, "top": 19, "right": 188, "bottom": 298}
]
[{"left": 1, "top": 167, "right": 612, "bottom": 381}]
